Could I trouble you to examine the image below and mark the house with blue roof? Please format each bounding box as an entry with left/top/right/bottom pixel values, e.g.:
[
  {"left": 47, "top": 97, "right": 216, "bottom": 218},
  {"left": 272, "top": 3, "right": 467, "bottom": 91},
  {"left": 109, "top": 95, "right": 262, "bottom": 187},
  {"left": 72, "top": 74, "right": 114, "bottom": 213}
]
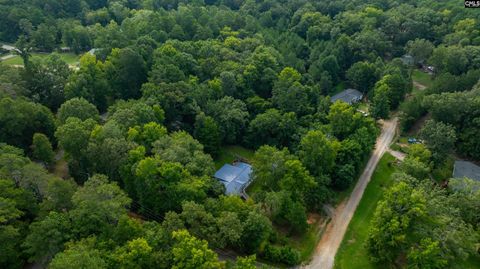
[
  {"left": 330, "top": 89, "right": 363, "bottom": 105},
  {"left": 214, "top": 161, "right": 252, "bottom": 197}
]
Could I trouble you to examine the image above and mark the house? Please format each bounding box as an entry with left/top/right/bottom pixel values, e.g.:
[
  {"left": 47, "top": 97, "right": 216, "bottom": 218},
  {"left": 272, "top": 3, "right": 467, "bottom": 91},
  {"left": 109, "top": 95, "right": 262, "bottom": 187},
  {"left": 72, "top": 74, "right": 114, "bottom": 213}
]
[
  {"left": 453, "top": 160, "right": 480, "bottom": 182},
  {"left": 331, "top": 89, "right": 363, "bottom": 105},
  {"left": 401, "top": 54, "right": 414, "bottom": 66},
  {"left": 214, "top": 162, "right": 252, "bottom": 197}
]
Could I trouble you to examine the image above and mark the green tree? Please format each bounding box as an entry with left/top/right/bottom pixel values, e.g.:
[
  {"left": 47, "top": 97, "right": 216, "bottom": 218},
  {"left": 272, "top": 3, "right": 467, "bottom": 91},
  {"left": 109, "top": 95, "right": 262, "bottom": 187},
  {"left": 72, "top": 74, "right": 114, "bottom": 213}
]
[
  {"left": 105, "top": 48, "right": 147, "bottom": 100},
  {"left": 57, "top": 98, "right": 100, "bottom": 124},
  {"left": 284, "top": 200, "right": 308, "bottom": 234},
  {"left": 272, "top": 67, "right": 312, "bottom": 115},
  {"left": 69, "top": 174, "right": 131, "bottom": 237},
  {"left": 153, "top": 131, "right": 215, "bottom": 177},
  {"left": 112, "top": 238, "right": 153, "bottom": 269},
  {"left": 419, "top": 120, "right": 456, "bottom": 165},
  {"left": 0, "top": 97, "right": 56, "bottom": 150},
  {"left": 332, "top": 164, "right": 356, "bottom": 190},
  {"left": 448, "top": 178, "right": 480, "bottom": 229},
  {"left": 346, "top": 61, "right": 379, "bottom": 93},
  {"left": 407, "top": 238, "right": 448, "bottom": 269},
  {"left": 279, "top": 160, "right": 316, "bottom": 202},
  {"left": 240, "top": 211, "right": 272, "bottom": 253},
  {"left": 128, "top": 122, "right": 167, "bottom": 151},
  {"left": 205, "top": 96, "right": 249, "bottom": 144},
  {"left": 31, "top": 133, "right": 54, "bottom": 165},
  {"left": 379, "top": 73, "right": 409, "bottom": 109},
  {"left": 429, "top": 46, "right": 467, "bottom": 75},
  {"left": 400, "top": 157, "right": 430, "bottom": 180},
  {"left": 251, "top": 146, "right": 295, "bottom": 191},
  {"left": 0, "top": 178, "right": 27, "bottom": 269},
  {"left": 55, "top": 117, "right": 96, "bottom": 161},
  {"left": 367, "top": 180, "right": 427, "bottom": 263},
  {"left": 246, "top": 109, "right": 297, "bottom": 149},
  {"left": 39, "top": 179, "right": 77, "bottom": 217},
  {"left": 371, "top": 83, "right": 390, "bottom": 119},
  {"left": 327, "top": 101, "right": 362, "bottom": 140},
  {"left": 234, "top": 255, "right": 256, "bottom": 269},
  {"left": 134, "top": 160, "right": 210, "bottom": 216},
  {"left": 298, "top": 130, "right": 338, "bottom": 176},
  {"left": 31, "top": 24, "right": 57, "bottom": 52},
  {"left": 407, "top": 144, "right": 432, "bottom": 165},
  {"left": 65, "top": 54, "right": 110, "bottom": 111},
  {"left": 108, "top": 100, "right": 164, "bottom": 130},
  {"left": 216, "top": 211, "right": 243, "bottom": 248},
  {"left": 24, "top": 54, "right": 71, "bottom": 110},
  {"left": 406, "top": 39, "right": 434, "bottom": 65},
  {"left": 0, "top": 225, "right": 21, "bottom": 269},
  {"left": 49, "top": 237, "right": 107, "bottom": 269},
  {"left": 171, "top": 230, "right": 224, "bottom": 269},
  {"left": 194, "top": 113, "right": 221, "bottom": 156},
  {"left": 23, "top": 212, "right": 72, "bottom": 263}
]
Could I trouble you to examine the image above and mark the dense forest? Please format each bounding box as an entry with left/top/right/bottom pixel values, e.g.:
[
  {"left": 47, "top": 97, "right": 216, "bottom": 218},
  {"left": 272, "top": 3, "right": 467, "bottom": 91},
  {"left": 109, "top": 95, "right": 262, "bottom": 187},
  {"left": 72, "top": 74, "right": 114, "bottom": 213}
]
[{"left": 0, "top": 0, "right": 479, "bottom": 268}]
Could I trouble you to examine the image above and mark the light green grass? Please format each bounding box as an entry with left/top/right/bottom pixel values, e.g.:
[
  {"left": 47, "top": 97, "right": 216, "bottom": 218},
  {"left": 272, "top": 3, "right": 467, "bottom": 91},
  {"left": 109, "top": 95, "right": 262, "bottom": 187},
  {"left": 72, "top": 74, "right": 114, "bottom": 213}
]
[
  {"left": 334, "top": 153, "right": 396, "bottom": 269},
  {"left": 1, "top": 53, "right": 80, "bottom": 66},
  {"left": 412, "top": 69, "right": 433, "bottom": 88},
  {"left": 356, "top": 102, "right": 369, "bottom": 113},
  {"left": 214, "top": 145, "right": 254, "bottom": 170}
]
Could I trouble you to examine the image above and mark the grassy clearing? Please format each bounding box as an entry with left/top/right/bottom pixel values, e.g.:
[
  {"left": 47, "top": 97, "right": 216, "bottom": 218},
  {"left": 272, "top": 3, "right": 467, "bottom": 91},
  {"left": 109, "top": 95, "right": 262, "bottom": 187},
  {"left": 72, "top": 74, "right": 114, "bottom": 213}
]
[
  {"left": 356, "top": 102, "right": 369, "bottom": 113},
  {"left": 334, "top": 153, "right": 396, "bottom": 269},
  {"left": 1, "top": 52, "right": 80, "bottom": 66},
  {"left": 214, "top": 145, "right": 254, "bottom": 170},
  {"left": 412, "top": 69, "right": 433, "bottom": 88},
  {"left": 331, "top": 81, "right": 346, "bottom": 95}
]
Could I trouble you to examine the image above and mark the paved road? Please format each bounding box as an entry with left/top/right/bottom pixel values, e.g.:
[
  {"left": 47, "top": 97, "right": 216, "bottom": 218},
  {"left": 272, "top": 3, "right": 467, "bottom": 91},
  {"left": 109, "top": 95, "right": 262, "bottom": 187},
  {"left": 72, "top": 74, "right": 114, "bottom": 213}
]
[{"left": 305, "top": 117, "right": 398, "bottom": 269}]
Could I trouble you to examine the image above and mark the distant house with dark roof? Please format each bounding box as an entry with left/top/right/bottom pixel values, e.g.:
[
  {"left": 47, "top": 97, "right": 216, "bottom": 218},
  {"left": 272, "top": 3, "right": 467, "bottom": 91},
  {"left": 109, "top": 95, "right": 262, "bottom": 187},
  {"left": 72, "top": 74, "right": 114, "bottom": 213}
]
[
  {"left": 330, "top": 89, "right": 363, "bottom": 105},
  {"left": 214, "top": 162, "right": 252, "bottom": 197},
  {"left": 453, "top": 160, "right": 480, "bottom": 182}
]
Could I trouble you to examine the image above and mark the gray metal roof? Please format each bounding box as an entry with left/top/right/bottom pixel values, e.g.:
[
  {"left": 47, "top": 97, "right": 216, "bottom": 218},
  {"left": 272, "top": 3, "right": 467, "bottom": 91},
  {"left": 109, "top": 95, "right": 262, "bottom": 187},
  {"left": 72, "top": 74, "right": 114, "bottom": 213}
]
[
  {"left": 453, "top": 160, "right": 480, "bottom": 181},
  {"left": 214, "top": 162, "right": 252, "bottom": 195},
  {"left": 331, "top": 89, "right": 363, "bottom": 104}
]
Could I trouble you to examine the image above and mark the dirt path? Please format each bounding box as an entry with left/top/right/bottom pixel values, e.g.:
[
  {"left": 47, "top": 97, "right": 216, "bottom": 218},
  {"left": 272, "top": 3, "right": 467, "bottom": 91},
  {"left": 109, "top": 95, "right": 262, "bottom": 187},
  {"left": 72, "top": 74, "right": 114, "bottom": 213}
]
[
  {"left": 413, "top": 81, "right": 427, "bottom": 90},
  {"left": 1, "top": 54, "right": 16, "bottom": 61},
  {"left": 387, "top": 148, "right": 405, "bottom": 161},
  {"left": 305, "top": 118, "right": 398, "bottom": 269}
]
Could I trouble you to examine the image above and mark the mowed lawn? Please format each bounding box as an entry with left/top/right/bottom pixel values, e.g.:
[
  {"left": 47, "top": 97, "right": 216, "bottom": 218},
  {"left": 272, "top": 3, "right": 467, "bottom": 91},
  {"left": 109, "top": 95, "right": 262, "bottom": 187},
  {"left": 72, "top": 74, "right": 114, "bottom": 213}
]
[
  {"left": 1, "top": 52, "right": 80, "bottom": 66},
  {"left": 412, "top": 69, "right": 433, "bottom": 88},
  {"left": 214, "top": 145, "right": 254, "bottom": 170},
  {"left": 334, "top": 153, "right": 396, "bottom": 269}
]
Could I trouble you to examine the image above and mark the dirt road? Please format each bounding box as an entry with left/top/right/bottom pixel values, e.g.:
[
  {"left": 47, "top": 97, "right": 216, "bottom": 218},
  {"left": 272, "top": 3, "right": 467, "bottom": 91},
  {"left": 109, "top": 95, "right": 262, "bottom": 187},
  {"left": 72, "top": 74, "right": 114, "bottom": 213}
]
[
  {"left": 413, "top": 81, "right": 427, "bottom": 90},
  {"left": 1, "top": 54, "right": 16, "bottom": 61},
  {"left": 305, "top": 117, "right": 398, "bottom": 269}
]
